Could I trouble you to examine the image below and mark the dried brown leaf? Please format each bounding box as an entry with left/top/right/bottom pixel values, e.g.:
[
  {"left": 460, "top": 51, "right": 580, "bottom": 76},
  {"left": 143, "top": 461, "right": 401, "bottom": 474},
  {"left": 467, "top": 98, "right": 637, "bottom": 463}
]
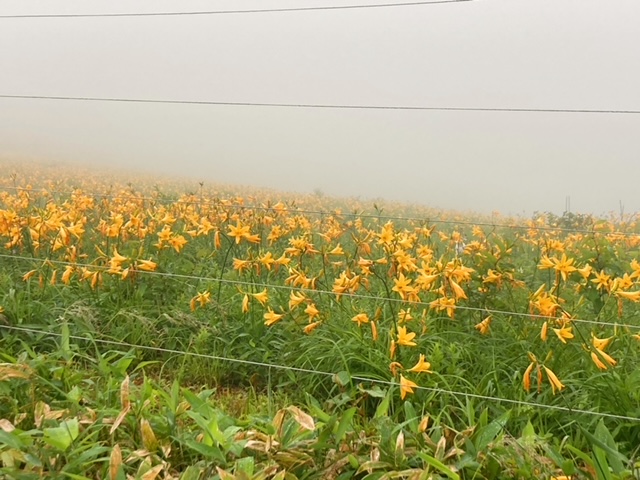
[
  {"left": 110, "top": 405, "right": 131, "bottom": 435},
  {"left": 0, "top": 419, "right": 15, "bottom": 432},
  {"left": 109, "top": 444, "right": 122, "bottom": 480},
  {"left": 286, "top": 406, "right": 315, "bottom": 431},
  {"left": 140, "top": 464, "right": 163, "bottom": 480},
  {"left": 120, "top": 375, "right": 130, "bottom": 410}
]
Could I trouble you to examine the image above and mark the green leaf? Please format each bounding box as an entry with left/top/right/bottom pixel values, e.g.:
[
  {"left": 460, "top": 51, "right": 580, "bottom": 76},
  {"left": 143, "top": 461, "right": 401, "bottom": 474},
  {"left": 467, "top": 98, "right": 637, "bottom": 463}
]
[
  {"left": 62, "top": 474, "right": 92, "bottom": 480},
  {"left": 374, "top": 386, "right": 393, "bottom": 419},
  {"left": 565, "top": 445, "right": 594, "bottom": 470},
  {"left": 415, "top": 452, "right": 460, "bottom": 480},
  {"left": 179, "top": 466, "right": 204, "bottom": 480},
  {"left": 183, "top": 438, "right": 226, "bottom": 464},
  {"left": 473, "top": 411, "right": 510, "bottom": 453},
  {"left": 333, "top": 371, "right": 351, "bottom": 387},
  {"left": 43, "top": 418, "right": 79, "bottom": 451},
  {"left": 403, "top": 401, "right": 419, "bottom": 433},
  {"left": 0, "top": 429, "right": 25, "bottom": 450},
  {"left": 334, "top": 407, "right": 357, "bottom": 443},
  {"left": 357, "top": 384, "right": 386, "bottom": 398},
  {"left": 594, "top": 420, "right": 626, "bottom": 474},
  {"left": 235, "top": 456, "right": 255, "bottom": 476},
  {"left": 520, "top": 421, "right": 536, "bottom": 447},
  {"left": 580, "top": 421, "right": 628, "bottom": 479}
]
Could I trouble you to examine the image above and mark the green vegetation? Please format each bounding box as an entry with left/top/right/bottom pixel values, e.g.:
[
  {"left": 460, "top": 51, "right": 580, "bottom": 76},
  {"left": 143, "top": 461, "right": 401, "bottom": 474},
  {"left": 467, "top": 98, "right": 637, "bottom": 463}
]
[{"left": 1, "top": 163, "right": 640, "bottom": 478}]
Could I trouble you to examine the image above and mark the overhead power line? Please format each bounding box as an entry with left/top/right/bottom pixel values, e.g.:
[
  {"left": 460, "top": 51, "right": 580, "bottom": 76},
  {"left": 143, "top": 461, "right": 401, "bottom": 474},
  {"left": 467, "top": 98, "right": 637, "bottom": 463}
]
[
  {"left": 0, "top": 0, "right": 474, "bottom": 19},
  {"left": 1, "top": 94, "right": 639, "bottom": 115}
]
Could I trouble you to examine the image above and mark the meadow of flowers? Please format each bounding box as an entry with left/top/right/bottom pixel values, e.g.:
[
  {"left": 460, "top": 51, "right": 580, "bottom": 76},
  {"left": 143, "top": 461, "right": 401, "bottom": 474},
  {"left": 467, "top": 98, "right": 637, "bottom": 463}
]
[{"left": 1, "top": 160, "right": 639, "bottom": 478}]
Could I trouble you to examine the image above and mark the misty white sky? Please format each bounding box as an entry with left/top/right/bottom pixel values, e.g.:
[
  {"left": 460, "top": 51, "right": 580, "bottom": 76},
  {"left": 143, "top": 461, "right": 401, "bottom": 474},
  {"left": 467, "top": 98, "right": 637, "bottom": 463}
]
[{"left": 1, "top": 0, "right": 639, "bottom": 216}]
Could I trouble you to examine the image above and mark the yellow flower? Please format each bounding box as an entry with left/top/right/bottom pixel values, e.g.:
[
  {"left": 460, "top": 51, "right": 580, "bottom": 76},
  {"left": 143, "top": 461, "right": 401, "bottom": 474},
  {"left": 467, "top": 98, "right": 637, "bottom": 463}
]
[
  {"left": 392, "top": 273, "right": 415, "bottom": 300},
  {"left": 389, "top": 362, "right": 403, "bottom": 376},
  {"left": 553, "top": 254, "right": 577, "bottom": 282},
  {"left": 396, "top": 326, "right": 417, "bottom": 347},
  {"left": 407, "top": 354, "right": 432, "bottom": 374},
  {"left": 540, "top": 322, "right": 549, "bottom": 341},
  {"left": 242, "top": 294, "right": 249, "bottom": 313},
  {"left": 418, "top": 416, "right": 430, "bottom": 433},
  {"left": 390, "top": 339, "right": 397, "bottom": 359},
  {"left": 303, "top": 321, "right": 322, "bottom": 334},
  {"left": 538, "top": 255, "right": 555, "bottom": 270},
  {"left": 289, "top": 291, "right": 307, "bottom": 310},
  {"left": 543, "top": 366, "right": 565, "bottom": 395},
  {"left": 190, "top": 291, "right": 211, "bottom": 311},
  {"left": 552, "top": 325, "right": 574, "bottom": 344},
  {"left": 111, "top": 248, "right": 128, "bottom": 264},
  {"left": 615, "top": 290, "right": 640, "bottom": 302},
  {"left": 370, "top": 320, "right": 378, "bottom": 341},
  {"left": 327, "top": 244, "right": 344, "bottom": 255},
  {"left": 251, "top": 289, "right": 269, "bottom": 306},
  {"left": 577, "top": 264, "right": 593, "bottom": 279},
  {"left": 591, "top": 348, "right": 617, "bottom": 370},
  {"left": 228, "top": 222, "right": 251, "bottom": 244},
  {"left": 352, "top": 313, "right": 370, "bottom": 327},
  {"left": 474, "top": 316, "right": 491, "bottom": 335},
  {"left": 398, "top": 308, "right": 413, "bottom": 323},
  {"left": 399, "top": 375, "right": 418, "bottom": 400},
  {"left": 523, "top": 362, "right": 535, "bottom": 393},
  {"left": 448, "top": 278, "right": 468, "bottom": 300},
  {"left": 22, "top": 269, "right": 37, "bottom": 281},
  {"left": 429, "top": 296, "right": 457, "bottom": 318},
  {"left": 591, "top": 334, "right": 613, "bottom": 351},
  {"left": 232, "top": 258, "right": 251, "bottom": 273},
  {"left": 258, "top": 252, "right": 275, "bottom": 270},
  {"left": 304, "top": 303, "right": 320, "bottom": 321},
  {"left": 169, "top": 235, "right": 187, "bottom": 253},
  {"left": 136, "top": 259, "right": 157, "bottom": 272},
  {"left": 61, "top": 265, "right": 74, "bottom": 285},
  {"left": 263, "top": 308, "right": 284, "bottom": 327},
  {"left": 591, "top": 270, "right": 612, "bottom": 292}
]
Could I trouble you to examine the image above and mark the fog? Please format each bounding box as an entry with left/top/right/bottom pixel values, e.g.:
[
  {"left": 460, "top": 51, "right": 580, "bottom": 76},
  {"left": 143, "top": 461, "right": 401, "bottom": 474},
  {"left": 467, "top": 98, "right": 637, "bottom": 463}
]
[{"left": 1, "top": 0, "right": 639, "bottom": 216}]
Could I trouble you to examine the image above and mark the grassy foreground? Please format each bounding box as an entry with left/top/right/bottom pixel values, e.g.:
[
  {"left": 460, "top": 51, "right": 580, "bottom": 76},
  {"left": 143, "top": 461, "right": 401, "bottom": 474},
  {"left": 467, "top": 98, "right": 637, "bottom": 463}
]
[{"left": 1, "top": 160, "right": 640, "bottom": 479}]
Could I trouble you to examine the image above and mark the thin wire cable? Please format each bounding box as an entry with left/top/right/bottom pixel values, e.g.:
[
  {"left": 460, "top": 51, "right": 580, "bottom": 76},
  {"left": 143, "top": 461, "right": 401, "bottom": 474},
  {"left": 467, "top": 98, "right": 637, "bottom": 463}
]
[
  {"left": 1, "top": 323, "right": 637, "bottom": 422},
  {"left": 1, "top": 94, "right": 639, "bottom": 115},
  {"left": 0, "top": 0, "right": 474, "bottom": 18},
  {"left": 1, "top": 252, "right": 638, "bottom": 330},
  {"left": 1, "top": 184, "right": 637, "bottom": 237}
]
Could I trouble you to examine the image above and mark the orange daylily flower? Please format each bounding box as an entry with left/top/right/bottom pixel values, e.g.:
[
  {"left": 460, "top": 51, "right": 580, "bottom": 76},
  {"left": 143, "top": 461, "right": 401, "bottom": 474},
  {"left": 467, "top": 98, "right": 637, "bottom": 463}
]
[
  {"left": 263, "top": 308, "right": 284, "bottom": 327},
  {"left": 543, "top": 366, "right": 565, "bottom": 394},
  {"left": 407, "top": 354, "right": 432, "bottom": 374},
  {"left": 399, "top": 375, "right": 418, "bottom": 400},
  {"left": 352, "top": 313, "right": 370, "bottom": 327},
  {"left": 396, "top": 326, "right": 417, "bottom": 347}
]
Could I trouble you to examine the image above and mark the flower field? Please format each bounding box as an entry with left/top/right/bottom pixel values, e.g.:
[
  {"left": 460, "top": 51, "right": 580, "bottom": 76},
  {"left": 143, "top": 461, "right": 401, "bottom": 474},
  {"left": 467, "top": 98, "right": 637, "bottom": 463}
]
[{"left": 1, "top": 160, "right": 639, "bottom": 479}]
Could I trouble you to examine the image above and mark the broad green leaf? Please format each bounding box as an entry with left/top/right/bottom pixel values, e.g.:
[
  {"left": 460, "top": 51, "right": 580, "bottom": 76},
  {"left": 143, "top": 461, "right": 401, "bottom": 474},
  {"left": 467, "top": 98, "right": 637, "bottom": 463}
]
[
  {"left": 415, "top": 452, "right": 460, "bottom": 480},
  {"left": 334, "top": 407, "right": 357, "bottom": 443},
  {"left": 520, "top": 421, "right": 536, "bottom": 446},
  {"left": 333, "top": 371, "right": 351, "bottom": 387},
  {"left": 43, "top": 418, "right": 79, "bottom": 451},
  {"left": 374, "top": 387, "right": 393, "bottom": 419},
  {"left": 0, "top": 429, "right": 25, "bottom": 449},
  {"left": 473, "top": 411, "right": 510, "bottom": 453}
]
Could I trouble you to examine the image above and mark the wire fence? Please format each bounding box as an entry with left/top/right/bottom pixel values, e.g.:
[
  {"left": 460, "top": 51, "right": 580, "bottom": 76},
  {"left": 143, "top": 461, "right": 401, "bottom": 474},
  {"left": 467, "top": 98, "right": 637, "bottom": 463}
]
[
  {"left": 1, "top": 323, "right": 637, "bottom": 423},
  {"left": 1, "top": 252, "right": 638, "bottom": 331},
  {"left": 1, "top": 184, "right": 638, "bottom": 237}
]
